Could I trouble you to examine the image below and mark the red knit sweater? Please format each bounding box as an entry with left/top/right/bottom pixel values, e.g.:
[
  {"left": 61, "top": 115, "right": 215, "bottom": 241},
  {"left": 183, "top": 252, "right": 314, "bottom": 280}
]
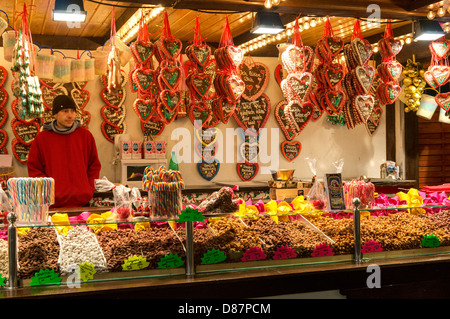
[{"left": 27, "top": 127, "right": 101, "bottom": 208}]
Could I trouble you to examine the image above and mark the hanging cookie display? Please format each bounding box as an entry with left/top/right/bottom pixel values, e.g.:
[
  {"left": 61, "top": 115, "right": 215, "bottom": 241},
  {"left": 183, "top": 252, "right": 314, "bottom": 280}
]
[
  {"left": 280, "top": 17, "right": 315, "bottom": 133},
  {"left": 313, "top": 16, "right": 345, "bottom": 118},
  {"left": 195, "top": 127, "right": 220, "bottom": 181},
  {"left": 213, "top": 17, "right": 244, "bottom": 114},
  {"left": 0, "top": 66, "right": 8, "bottom": 154},
  {"left": 155, "top": 12, "right": 183, "bottom": 124},
  {"left": 375, "top": 20, "right": 403, "bottom": 106},
  {"left": 100, "top": 70, "right": 127, "bottom": 143},
  {"left": 105, "top": 7, "right": 122, "bottom": 95},
  {"left": 185, "top": 17, "right": 215, "bottom": 128},
  {"left": 342, "top": 19, "right": 375, "bottom": 129}
]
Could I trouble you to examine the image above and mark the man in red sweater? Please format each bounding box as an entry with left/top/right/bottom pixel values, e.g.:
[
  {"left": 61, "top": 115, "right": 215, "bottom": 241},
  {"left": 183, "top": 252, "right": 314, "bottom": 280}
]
[{"left": 27, "top": 94, "right": 101, "bottom": 207}]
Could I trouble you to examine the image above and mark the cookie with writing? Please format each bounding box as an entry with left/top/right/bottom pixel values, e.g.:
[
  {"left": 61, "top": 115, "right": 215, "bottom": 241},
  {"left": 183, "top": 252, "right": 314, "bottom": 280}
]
[
  {"left": 198, "top": 159, "right": 220, "bottom": 181},
  {"left": 237, "top": 161, "right": 259, "bottom": 182},
  {"left": 281, "top": 140, "right": 301, "bottom": 162}
]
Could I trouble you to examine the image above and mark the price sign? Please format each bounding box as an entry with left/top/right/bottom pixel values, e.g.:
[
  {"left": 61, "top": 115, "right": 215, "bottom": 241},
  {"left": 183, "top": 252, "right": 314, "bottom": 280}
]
[
  {"left": 78, "top": 261, "right": 96, "bottom": 281},
  {"left": 421, "top": 234, "right": 440, "bottom": 247},
  {"left": 201, "top": 249, "right": 227, "bottom": 264},
  {"left": 241, "top": 247, "right": 266, "bottom": 261},
  {"left": 157, "top": 253, "right": 184, "bottom": 269},
  {"left": 122, "top": 255, "right": 150, "bottom": 271},
  {"left": 178, "top": 207, "right": 206, "bottom": 223},
  {"left": 29, "top": 269, "right": 62, "bottom": 286},
  {"left": 272, "top": 245, "right": 297, "bottom": 260},
  {"left": 311, "top": 243, "right": 334, "bottom": 257}
]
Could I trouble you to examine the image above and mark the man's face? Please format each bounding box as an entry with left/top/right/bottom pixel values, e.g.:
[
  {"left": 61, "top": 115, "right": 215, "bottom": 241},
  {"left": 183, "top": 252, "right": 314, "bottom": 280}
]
[{"left": 54, "top": 108, "right": 76, "bottom": 129}]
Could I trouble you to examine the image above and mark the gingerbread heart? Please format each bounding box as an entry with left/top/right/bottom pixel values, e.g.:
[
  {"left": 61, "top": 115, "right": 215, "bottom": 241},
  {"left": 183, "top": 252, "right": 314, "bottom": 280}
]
[
  {"left": 424, "top": 70, "right": 439, "bottom": 89},
  {"left": 354, "top": 64, "right": 375, "bottom": 94},
  {"left": 71, "top": 88, "right": 89, "bottom": 110},
  {"left": 0, "top": 129, "right": 7, "bottom": 149},
  {"left": 133, "top": 98, "right": 156, "bottom": 123},
  {"left": 233, "top": 94, "right": 270, "bottom": 136},
  {"left": 195, "top": 141, "right": 217, "bottom": 162},
  {"left": 353, "top": 95, "right": 375, "bottom": 123},
  {"left": 186, "top": 44, "right": 211, "bottom": 71},
  {"left": 140, "top": 115, "right": 165, "bottom": 137},
  {"left": 158, "top": 36, "right": 182, "bottom": 60},
  {"left": 325, "top": 64, "right": 344, "bottom": 87},
  {"left": 159, "top": 65, "right": 181, "bottom": 90},
  {"left": 101, "top": 105, "right": 125, "bottom": 127},
  {"left": 223, "top": 74, "right": 245, "bottom": 103},
  {"left": 351, "top": 38, "right": 372, "bottom": 65},
  {"left": 133, "top": 68, "right": 158, "bottom": 93},
  {"left": 130, "top": 40, "right": 154, "bottom": 65},
  {"left": 0, "top": 88, "right": 7, "bottom": 109},
  {"left": 198, "top": 159, "right": 220, "bottom": 181},
  {"left": 431, "top": 65, "right": 450, "bottom": 86},
  {"left": 213, "top": 96, "right": 236, "bottom": 124},
  {"left": 11, "top": 118, "right": 40, "bottom": 145},
  {"left": 12, "top": 138, "right": 31, "bottom": 164},
  {"left": 0, "top": 66, "right": 6, "bottom": 88},
  {"left": 0, "top": 107, "right": 7, "bottom": 127},
  {"left": 430, "top": 38, "right": 450, "bottom": 60},
  {"left": 239, "top": 61, "right": 269, "bottom": 101},
  {"left": 236, "top": 161, "right": 258, "bottom": 181},
  {"left": 378, "top": 61, "right": 402, "bottom": 82},
  {"left": 286, "top": 101, "right": 314, "bottom": 134},
  {"left": 379, "top": 82, "right": 401, "bottom": 105},
  {"left": 225, "top": 45, "right": 244, "bottom": 69},
  {"left": 285, "top": 72, "right": 312, "bottom": 103},
  {"left": 100, "top": 88, "right": 125, "bottom": 107},
  {"left": 281, "top": 140, "right": 301, "bottom": 162},
  {"left": 188, "top": 73, "right": 212, "bottom": 98},
  {"left": 366, "top": 102, "right": 383, "bottom": 136},
  {"left": 101, "top": 121, "right": 124, "bottom": 143},
  {"left": 325, "top": 36, "right": 344, "bottom": 57},
  {"left": 189, "top": 101, "right": 212, "bottom": 128},
  {"left": 436, "top": 92, "right": 450, "bottom": 112},
  {"left": 274, "top": 64, "right": 284, "bottom": 87},
  {"left": 239, "top": 142, "right": 259, "bottom": 162},
  {"left": 325, "top": 90, "right": 345, "bottom": 114},
  {"left": 158, "top": 90, "right": 181, "bottom": 124},
  {"left": 275, "top": 100, "right": 299, "bottom": 141}
]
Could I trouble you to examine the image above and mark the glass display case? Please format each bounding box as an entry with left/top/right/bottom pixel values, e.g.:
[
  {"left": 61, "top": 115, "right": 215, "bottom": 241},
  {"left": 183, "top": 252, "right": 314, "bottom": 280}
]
[{"left": 2, "top": 198, "right": 450, "bottom": 289}]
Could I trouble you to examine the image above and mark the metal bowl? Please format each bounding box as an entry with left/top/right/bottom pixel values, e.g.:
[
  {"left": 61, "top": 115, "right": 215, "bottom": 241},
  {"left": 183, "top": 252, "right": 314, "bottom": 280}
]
[{"left": 271, "top": 169, "right": 295, "bottom": 181}]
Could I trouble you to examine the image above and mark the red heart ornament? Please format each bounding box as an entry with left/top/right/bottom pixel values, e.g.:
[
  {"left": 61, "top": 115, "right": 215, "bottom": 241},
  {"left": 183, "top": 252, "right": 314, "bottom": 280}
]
[
  {"left": 274, "top": 64, "right": 284, "bottom": 87},
  {"left": 281, "top": 140, "right": 301, "bottom": 162},
  {"left": 195, "top": 141, "right": 218, "bottom": 162},
  {"left": 157, "top": 36, "right": 182, "bottom": 60}
]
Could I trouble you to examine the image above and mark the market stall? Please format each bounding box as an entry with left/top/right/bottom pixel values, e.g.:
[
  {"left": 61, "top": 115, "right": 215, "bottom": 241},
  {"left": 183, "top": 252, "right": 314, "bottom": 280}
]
[{"left": 0, "top": 0, "right": 449, "bottom": 299}]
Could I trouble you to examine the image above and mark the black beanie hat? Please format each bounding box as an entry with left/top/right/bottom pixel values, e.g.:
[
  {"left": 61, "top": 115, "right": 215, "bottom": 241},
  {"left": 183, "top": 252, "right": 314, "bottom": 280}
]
[{"left": 52, "top": 95, "right": 77, "bottom": 115}]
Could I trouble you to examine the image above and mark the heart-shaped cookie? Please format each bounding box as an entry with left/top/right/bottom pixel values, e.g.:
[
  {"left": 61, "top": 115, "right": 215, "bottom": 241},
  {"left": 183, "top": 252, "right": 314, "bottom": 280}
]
[
  {"left": 0, "top": 66, "right": 6, "bottom": 88},
  {"left": 366, "top": 102, "right": 383, "bottom": 136},
  {"left": 325, "top": 64, "right": 344, "bottom": 87},
  {"left": 158, "top": 89, "right": 181, "bottom": 124},
  {"left": 275, "top": 100, "right": 299, "bottom": 141},
  {"left": 430, "top": 38, "right": 450, "bottom": 60},
  {"left": 236, "top": 161, "right": 259, "bottom": 181},
  {"left": 101, "top": 121, "right": 125, "bottom": 143},
  {"left": 274, "top": 64, "right": 284, "bottom": 87},
  {"left": 187, "top": 72, "right": 212, "bottom": 98},
  {"left": 101, "top": 105, "right": 125, "bottom": 128},
  {"left": 286, "top": 101, "right": 314, "bottom": 134},
  {"left": 281, "top": 140, "right": 301, "bottom": 162},
  {"left": 233, "top": 94, "right": 271, "bottom": 136},
  {"left": 0, "top": 129, "right": 7, "bottom": 149},
  {"left": 189, "top": 101, "right": 212, "bottom": 128},
  {"left": 101, "top": 88, "right": 125, "bottom": 107},
  {"left": 351, "top": 38, "right": 372, "bottom": 65},
  {"left": 212, "top": 96, "right": 236, "bottom": 124},
  {"left": 354, "top": 64, "right": 375, "bottom": 94},
  {"left": 285, "top": 72, "right": 312, "bottom": 103},
  {"left": 198, "top": 159, "right": 220, "bottom": 181},
  {"left": 186, "top": 44, "right": 211, "bottom": 71},
  {"left": 431, "top": 65, "right": 450, "bottom": 86},
  {"left": 0, "top": 88, "right": 7, "bottom": 109},
  {"left": 195, "top": 127, "right": 219, "bottom": 147},
  {"left": 133, "top": 68, "right": 158, "bottom": 93},
  {"left": 0, "top": 107, "right": 8, "bottom": 127},
  {"left": 157, "top": 36, "right": 182, "bottom": 60},
  {"left": 424, "top": 70, "right": 439, "bottom": 89},
  {"left": 325, "top": 90, "right": 345, "bottom": 114},
  {"left": 11, "top": 119, "right": 40, "bottom": 145},
  {"left": 222, "top": 74, "right": 245, "bottom": 103},
  {"left": 378, "top": 61, "right": 402, "bottom": 82},
  {"left": 71, "top": 88, "right": 89, "bottom": 110},
  {"left": 12, "top": 138, "right": 31, "bottom": 164},
  {"left": 239, "top": 61, "right": 269, "bottom": 101},
  {"left": 239, "top": 141, "right": 259, "bottom": 162},
  {"left": 353, "top": 94, "right": 375, "bottom": 123},
  {"left": 140, "top": 115, "right": 165, "bottom": 137},
  {"left": 158, "top": 65, "right": 181, "bottom": 90},
  {"left": 133, "top": 98, "right": 156, "bottom": 123},
  {"left": 130, "top": 40, "right": 154, "bottom": 65},
  {"left": 436, "top": 92, "right": 450, "bottom": 112},
  {"left": 195, "top": 140, "right": 218, "bottom": 162}
]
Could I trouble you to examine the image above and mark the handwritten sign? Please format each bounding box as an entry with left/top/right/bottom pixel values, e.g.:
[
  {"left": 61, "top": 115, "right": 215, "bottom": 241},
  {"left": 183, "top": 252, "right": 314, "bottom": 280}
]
[
  {"left": 29, "top": 269, "right": 61, "bottom": 286},
  {"left": 421, "top": 234, "right": 440, "bottom": 247},
  {"left": 122, "top": 255, "right": 150, "bottom": 271},
  {"left": 157, "top": 253, "right": 184, "bottom": 269},
  {"left": 311, "top": 243, "right": 334, "bottom": 257},
  {"left": 272, "top": 245, "right": 297, "bottom": 260},
  {"left": 178, "top": 207, "right": 206, "bottom": 223},
  {"left": 78, "top": 261, "right": 96, "bottom": 281},
  {"left": 361, "top": 240, "right": 383, "bottom": 253},
  {"left": 201, "top": 249, "right": 227, "bottom": 264},
  {"left": 233, "top": 94, "right": 270, "bottom": 136},
  {"left": 241, "top": 247, "right": 266, "bottom": 261}
]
